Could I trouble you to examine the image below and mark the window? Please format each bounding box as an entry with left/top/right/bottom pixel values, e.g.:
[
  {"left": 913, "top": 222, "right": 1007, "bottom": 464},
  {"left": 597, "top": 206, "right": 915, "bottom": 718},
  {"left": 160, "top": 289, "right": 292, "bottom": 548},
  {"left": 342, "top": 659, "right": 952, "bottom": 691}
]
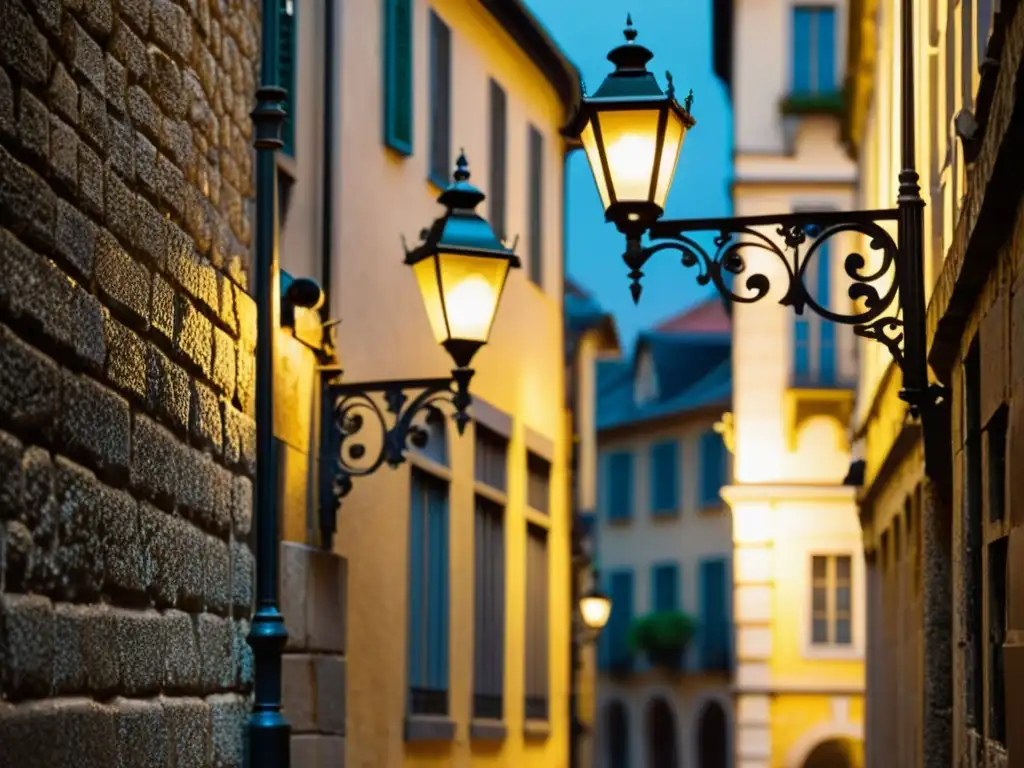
[
  {"left": 408, "top": 469, "right": 450, "bottom": 716},
  {"left": 599, "top": 570, "right": 634, "bottom": 671},
  {"left": 793, "top": 319, "right": 812, "bottom": 380},
  {"left": 791, "top": 6, "right": 837, "bottom": 94},
  {"left": 428, "top": 11, "right": 451, "bottom": 186},
  {"left": 699, "top": 558, "right": 731, "bottom": 670},
  {"left": 279, "top": 0, "right": 297, "bottom": 157},
  {"left": 792, "top": 236, "right": 836, "bottom": 385},
  {"left": 383, "top": 0, "right": 414, "bottom": 154},
  {"left": 527, "top": 125, "right": 544, "bottom": 286},
  {"left": 473, "top": 497, "right": 505, "bottom": 720},
  {"left": 961, "top": 0, "right": 974, "bottom": 111},
  {"left": 605, "top": 451, "right": 634, "bottom": 521},
  {"left": 524, "top": 524, "right": 549, "bottom": 721},
  {"left": 634, "top": 349, "right": 659, "bottom": 405},
  {"left": 964, "top": 339, "right": 983, "bottom": 726},
  {"left": 526, "top": 452, "right": 550, "bottom": 513},
  {"left": 649, "top": 441, "right": 679, "bottom": 515},
  {"left": 987, "top": 537, "right": 1007, "bottom": 745},
  {"left": 488, "top": 80, "right": 507, "bottom": 242},
  {"left": 475, "top": 426, "right": 507, "bottom": 491},
  {"left": 409, "top": 410, "right": 448, "bottom": 466},
  {"left": 810, "top": 554, "right": 853, "bottom": 646},
  {"left": 698, "top": 431, "right": 727, "bottom": 508},
  {"left": 652, "top": 563, "right": 679, "bottom": 612}
]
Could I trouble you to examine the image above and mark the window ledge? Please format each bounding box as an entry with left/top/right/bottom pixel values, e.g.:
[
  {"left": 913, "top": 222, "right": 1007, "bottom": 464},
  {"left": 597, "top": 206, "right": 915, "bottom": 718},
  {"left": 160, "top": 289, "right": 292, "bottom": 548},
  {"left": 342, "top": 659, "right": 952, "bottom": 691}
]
[
  {"left": 801, "top": 644, "right": 862, "bottom": 662},
  {"left": 523, "top": 719, "right": 551, "bottom": 742},
  {"left": 779, "top": 91, "right": 844, "bottom": 116},
  {"left": 404, "top": 715, "right": 457, "bottom": 743},
  {"left": 469, "top": 719, "right": 508, "bottom": 742}
]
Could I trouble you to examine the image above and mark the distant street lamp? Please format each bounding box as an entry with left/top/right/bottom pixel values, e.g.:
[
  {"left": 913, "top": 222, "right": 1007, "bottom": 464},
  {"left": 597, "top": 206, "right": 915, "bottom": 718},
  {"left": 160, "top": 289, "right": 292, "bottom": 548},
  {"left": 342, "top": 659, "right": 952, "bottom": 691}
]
[
  {"left": 579, "top": 583, "right": 613, "bottom": 631},
  {"left": 565, "top": 6, "right": 947, "bottom": 441}
]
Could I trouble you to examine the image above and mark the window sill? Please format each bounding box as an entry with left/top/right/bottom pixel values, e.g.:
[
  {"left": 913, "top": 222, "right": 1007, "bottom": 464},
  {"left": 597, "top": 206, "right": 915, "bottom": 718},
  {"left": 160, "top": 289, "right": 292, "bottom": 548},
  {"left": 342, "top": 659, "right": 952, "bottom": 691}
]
[
  {"left": 404, "top": 715, "right": 457, "bottom": 743},
  {"left": 779, "top": 91, "right": 844, "bottom": 116},
  {"left": 523, "top": 719, "right": 551, "bottom": 742},
  {"left": 469, "top": 719, "right": 508, "bottom": 742},
  {"left": 801, "top": 644, "right": 862, "bottom": 662}
]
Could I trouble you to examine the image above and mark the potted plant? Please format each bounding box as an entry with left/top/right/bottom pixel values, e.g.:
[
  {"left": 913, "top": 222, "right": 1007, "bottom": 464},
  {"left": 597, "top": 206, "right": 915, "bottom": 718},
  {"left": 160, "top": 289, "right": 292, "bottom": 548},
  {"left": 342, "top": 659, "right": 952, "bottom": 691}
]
[{"left": 627, "top": 611, "right": 697, "bottom": 669}]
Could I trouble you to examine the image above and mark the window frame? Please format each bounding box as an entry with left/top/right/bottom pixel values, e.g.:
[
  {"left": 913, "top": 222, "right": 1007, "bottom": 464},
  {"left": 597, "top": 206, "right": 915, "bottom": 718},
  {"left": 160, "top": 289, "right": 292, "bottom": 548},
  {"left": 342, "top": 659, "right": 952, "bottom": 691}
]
[
  {"left": 523, "top": 522, "right": 550, "bottom": 722},
  {"left": 791, "top": 5, "right": 839, "bottom": 95},
  {"left": 427, "top": 9, "right": 452, "bottom": 188},
  {"left": 383, "top": 0, "right": 414, "bottom": 155},
  {"left": 808, "top": 553, "right": 854, "bottom": 649}
]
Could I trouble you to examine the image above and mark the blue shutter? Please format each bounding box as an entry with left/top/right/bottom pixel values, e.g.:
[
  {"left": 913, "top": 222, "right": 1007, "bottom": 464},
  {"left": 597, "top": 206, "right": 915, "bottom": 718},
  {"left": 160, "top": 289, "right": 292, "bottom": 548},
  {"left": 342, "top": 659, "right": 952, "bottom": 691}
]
[
  {"left": 699, "top": 558, "right": 731, "bottom": 670},
  {"left": 279, "top": 1, "right": 297, "bottom": 157},
  {"left": 408, "top": 473, "right": 425, "bottom": 689},
  {"left": 699, "top": 432, "right": 725, "bottom": 507},
  {"left": 652, "top": 563, "right": 679, "bottom": 612},
  {"left": 426, "top": 481, "right": 449, "bottom": 692},
  {"left": 383, "top": 0, "right": 414, "bottom": 154},
  {"left": 794, "top": 319, "right": 811, "bottom": 382},
  {"left": 650, "top": 441, "right": 678, "bottom": 514},
  {"left": 528, "top": 125, "right": 544, "bottom": 286},
  {"left": 817, "top": 8, "right": 837, "bottom": 92},
  {"left": 600, "top": 570, "right": 634, "bottom": 670},
  {"left": 817, "top": 240, "right": 836, "bottom": 384},
  {"left": 792, "top": 8, "right": 813, "bottom": 93},
  {"left": 607, "top": 452, "right": 634, "bottom": 521},
  {"left": 428, "top": 11, "right": 451, "bottom": 186}
]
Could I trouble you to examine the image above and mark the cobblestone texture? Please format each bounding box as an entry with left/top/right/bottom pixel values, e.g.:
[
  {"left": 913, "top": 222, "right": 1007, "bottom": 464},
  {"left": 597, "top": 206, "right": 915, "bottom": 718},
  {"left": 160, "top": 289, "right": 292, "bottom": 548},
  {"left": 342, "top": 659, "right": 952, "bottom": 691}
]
[{"left": 0, "top": 0, "right": 260, "bottom": 765}]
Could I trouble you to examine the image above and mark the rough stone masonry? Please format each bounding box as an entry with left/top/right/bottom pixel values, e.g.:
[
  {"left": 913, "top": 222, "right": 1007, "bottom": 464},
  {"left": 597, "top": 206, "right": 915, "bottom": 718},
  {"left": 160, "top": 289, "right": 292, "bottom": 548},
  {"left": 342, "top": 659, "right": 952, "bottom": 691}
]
[{"left": 0, "top": 0, "right": 261, "bottom": 765}]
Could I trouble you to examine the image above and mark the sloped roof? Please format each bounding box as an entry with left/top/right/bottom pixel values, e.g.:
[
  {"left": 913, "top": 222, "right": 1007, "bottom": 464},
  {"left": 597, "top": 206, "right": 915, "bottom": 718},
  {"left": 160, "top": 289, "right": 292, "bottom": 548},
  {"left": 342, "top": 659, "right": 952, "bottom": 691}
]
[
  {"left": 654, "top": 297, "right": 731, "bottom": 334},
  {"left": 565, "top": 279, "right": 619, "bottom": 357},
  {"left": 597, "top": 326, "right": 731, "bottom": 432}
]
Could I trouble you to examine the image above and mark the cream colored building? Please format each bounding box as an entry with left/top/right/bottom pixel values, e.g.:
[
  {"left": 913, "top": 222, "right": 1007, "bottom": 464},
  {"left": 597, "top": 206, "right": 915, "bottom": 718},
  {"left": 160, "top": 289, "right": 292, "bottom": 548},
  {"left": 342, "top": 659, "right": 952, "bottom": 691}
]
[
  {"left": 713, "top": 0, "right": 867, "bottom": 765},
  {"left": 276, "top": 1, "right": 582, "bottom": 766},
  {"left": 593, "top": 300, "right": 735, "bottom": 768}
]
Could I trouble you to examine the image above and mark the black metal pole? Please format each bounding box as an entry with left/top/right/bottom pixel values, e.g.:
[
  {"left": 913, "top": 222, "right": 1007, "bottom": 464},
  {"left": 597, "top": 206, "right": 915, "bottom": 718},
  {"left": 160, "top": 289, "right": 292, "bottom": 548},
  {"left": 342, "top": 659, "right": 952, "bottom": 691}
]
[
  {"left": 248, "top": 0, "right": 291, "bottom": 764},
  {"left": 896, "top": 0, "right": 928, "bottom": 414}
]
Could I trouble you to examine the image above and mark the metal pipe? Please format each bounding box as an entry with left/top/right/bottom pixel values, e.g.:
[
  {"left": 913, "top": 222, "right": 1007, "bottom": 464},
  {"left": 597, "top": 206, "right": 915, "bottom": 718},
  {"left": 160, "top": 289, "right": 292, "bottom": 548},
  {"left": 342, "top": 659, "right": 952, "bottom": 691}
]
[
  {"left": 320, "top": 0, "right": 337, "bottom": 322},
  {"left": 248, "top": 0, "right": 291, "bottom": 763}
]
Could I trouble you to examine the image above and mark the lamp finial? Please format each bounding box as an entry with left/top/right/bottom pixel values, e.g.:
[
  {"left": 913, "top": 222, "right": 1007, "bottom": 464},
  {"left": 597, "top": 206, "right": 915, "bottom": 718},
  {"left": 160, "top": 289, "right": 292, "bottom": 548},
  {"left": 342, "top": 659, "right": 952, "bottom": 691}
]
[
  {"left": 624, "top": 14, "right": 637, "bottom": 42},
  {"left": 454, "top": 150, "right": 470, "bottom": 182}
]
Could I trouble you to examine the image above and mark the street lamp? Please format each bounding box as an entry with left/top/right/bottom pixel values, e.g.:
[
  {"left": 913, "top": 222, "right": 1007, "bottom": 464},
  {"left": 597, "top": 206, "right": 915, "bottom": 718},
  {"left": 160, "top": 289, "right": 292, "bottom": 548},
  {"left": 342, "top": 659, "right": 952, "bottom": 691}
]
[
  {"left": 579, "top": 583, "right": 613, "bottom": 631},
  {"left": 317, "top": 152, "right": 519, "bottom": 548},
  {"left": 565, "top": 4, "right": 947, "bottom": 436}
]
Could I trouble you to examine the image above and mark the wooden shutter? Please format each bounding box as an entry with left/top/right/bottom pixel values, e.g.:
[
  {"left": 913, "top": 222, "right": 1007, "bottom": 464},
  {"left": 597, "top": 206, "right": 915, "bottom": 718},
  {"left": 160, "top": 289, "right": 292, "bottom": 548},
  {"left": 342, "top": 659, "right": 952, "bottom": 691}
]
[
  {"left": 473, "top": 497, "right": 505, "bottom": 718},
  {"left": 699, "top": 432, "right": 724, "bottom": 507},
  {"left": 426, "top": 478, "right": 449, "bottom": 702},
  {"left": 525, "top": 524, "right": 549, "bottom": 719},
  {"left": 699, "top": 558, "right": 730, "bottom": 670},
  {"left": 528, "top": 125, "right": 544, "bottom": 286},
  {"left": 817, "top": 7, "right": 836, "bottom": 91},
  {"left": 408, "top": 470, "right": 426, "bottom": 692},
  {"left": 607, "top": 452, "right": 634, "bottom": 521},
  {"left": 489, "top": 80, "right": 507, "bottom": 241},
  {"left": 817, "top": 240, "right": 836, "bottom": 383},
  {"left": 601, "top": 570, "right": 634, "bottom": 670},
  {"left": 792, "top": 8, "right": 812, "bottom": 93},
  {"left": 652, "top": 563, "right": 679, "bottom": 612},
  {"left": 279, "top": 0, "right": 297, "bottom": 156},
  {"left": 650, "top": 441, "right": 678, "bottom": 514},
  {"left": 527, "top": 453, "right": 550, "bottom": 513},
  {"left": 429, "top": 11, "right": 451, "bottom": 184},
  {"left": 383, "top": 0, "right": 414, "bottom": 154}
]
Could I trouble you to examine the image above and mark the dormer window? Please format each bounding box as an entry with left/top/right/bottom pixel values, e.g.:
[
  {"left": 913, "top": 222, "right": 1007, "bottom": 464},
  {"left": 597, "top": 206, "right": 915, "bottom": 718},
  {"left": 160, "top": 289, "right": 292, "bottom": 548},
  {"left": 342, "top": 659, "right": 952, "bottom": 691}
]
[{"left": 635, "top": 349, "right": 659, "bottom": 406}]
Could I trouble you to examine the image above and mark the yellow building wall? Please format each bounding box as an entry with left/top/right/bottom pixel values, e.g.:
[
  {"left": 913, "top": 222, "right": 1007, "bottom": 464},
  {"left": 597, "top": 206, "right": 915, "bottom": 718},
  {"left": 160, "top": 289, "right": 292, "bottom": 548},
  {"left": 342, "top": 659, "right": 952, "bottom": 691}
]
[{"left": 271, "top": 1, "right": 578, "bottom": 767}]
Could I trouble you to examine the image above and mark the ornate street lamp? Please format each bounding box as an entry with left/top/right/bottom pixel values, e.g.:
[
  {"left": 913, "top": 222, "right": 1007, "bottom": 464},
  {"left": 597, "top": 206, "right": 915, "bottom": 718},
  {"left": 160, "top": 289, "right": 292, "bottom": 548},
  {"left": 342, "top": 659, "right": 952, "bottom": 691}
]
[
  {"left": 565, "top": 5, "right": 945, "bottom": 433},
  {"left": 317, "top": 153, "right": 519, "bottom": 547},
  {"left": 579, "top": 583, "right": 613, "bottom": 631}
]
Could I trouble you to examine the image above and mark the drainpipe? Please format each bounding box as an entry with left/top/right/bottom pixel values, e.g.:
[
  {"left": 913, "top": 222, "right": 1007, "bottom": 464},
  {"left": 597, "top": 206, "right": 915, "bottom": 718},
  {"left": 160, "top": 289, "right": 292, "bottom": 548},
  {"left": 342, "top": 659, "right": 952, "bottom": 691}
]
[{"left": 320, "top": 0, "right": 337, "bottom": 323}]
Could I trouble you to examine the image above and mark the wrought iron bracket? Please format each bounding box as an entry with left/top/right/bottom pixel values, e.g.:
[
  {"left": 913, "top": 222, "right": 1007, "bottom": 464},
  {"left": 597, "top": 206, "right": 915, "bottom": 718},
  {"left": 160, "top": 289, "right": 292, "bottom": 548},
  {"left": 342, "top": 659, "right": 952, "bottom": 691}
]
[{"left": 317, "top": 367, "right": 473, "bottom": 549}]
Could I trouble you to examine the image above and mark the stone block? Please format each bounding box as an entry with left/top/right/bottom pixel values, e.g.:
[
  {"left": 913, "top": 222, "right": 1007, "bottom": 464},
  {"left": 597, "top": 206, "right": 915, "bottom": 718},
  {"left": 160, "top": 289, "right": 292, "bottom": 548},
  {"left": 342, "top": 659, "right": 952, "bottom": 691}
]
[
  {"left": 140, "top": 504, "right": 204, "bottom": 609},
  {"left": 157, "top": 153, "right": 186, "bottom": 217},
  {"left": 135, "top": 194, "right": 169, "bottom": 267},
  {"left": 280, "top": 542, "right": 310, "bottom": 650},
  {"left": 150, "top": 273, "right": 176, "bottom": 345},
  {"left": 231, "top": 539, "right": 254, "bottom": 613},
  {"left": 177, "top": 296, "right": 214, "bottom": 378},
  {"left": 48, "top": 63, "right": 80, "bottom": 124},
  {"left": 0, "top": 698, "right": 117, "bottom": 768},
  {"left": 59, "top": 371, "right": 131, "bottom": 477},
  {"left": 53, "top": 457, "right": 106, "bottom": 598},
  {"left": 223, "top": 403, "right": 256, "bottom": 476},
  {"left": 50, "top": 114, "right": 79, "bottom": 191},
  {"left": 236, "top": 342, "right": 255, "bottom": 416},
  {"left": 235, "top": 285, "right": 257, "bottom": 352},
  {"left": 0, "top": 593, "right": 54, "bottom": 698},
  {"left": 106, "top": 55, "right": 127, "bottom": 116},
  {"left": 208, "top": 693, "right": 247, "bottom": 768},
  {"left": 178, "top": 448, "right": 232, "bottom": 535},
  {"left": 308, "top": 550, "right": 347, "bottom": 654},
  {"left": 152, "top": 0, "right": 192, "bottom": 60},
  {"left": 191, "top": 379, "right": 223, "bottom": 454},
  {"left": 135, "top": 130, "right": 159, "bottom": 199},
  {"left": 0, "top": 147, "right": 56, "bottom": 250},
  {"left": 113, "top": 697, "right": 167, "bottom": 768},
  {"left": 54, "top": 197, "right": 95, "bottom": 280},
  {"left": 149, "top": 46, "right": 185, "bottom": 119},
  {"left": 64, "top": 18, "right": 106, "bottom": 97},
  {"left": 980, "top": 292, "right": 1008, "bottom": 426},
  {"left": 96, "top": 229, "right": 151, "bottom": 326},
  {"left": 0, "top": 68, "right": 13, "bottom": 136},
  {"left": 232, "top": 474, "right": 252, "bottom": 537},
  {"left": 168, "top": 227, "right": 220, "bottom": 315},
  {"left": 0, "top": 322, "right": 60, "bottom": 436},
  {"left": 18, "top": 88, "right": 50, "bottom": 164},
  {"left": 119, "top": 0, "right": 152, "bottom": 36},
  {"left": 146, "top": 343, "right": 191, "bottom": 433},
  {"left": 213, "top": 326, "right": 237, "bottom": 397},
  {"left": 232, "top": 618, "right": 253, "bottom": 688},
  {"left": 72, "top": 291, "right": 107, "bottom": 373},
  {"left": 0, "top": 0, "right": 49, "bottom": 87},
  {"left": 0, "top": 429, "right": 22, "bottom": 519},
  {"left": 282, "top": 654, "right": 316, "bottom": 732},
  {"left": 110, "top": 22, "right": 148, "bottom": 86},
  {"left": 162, "top": 697, "right": 212, "bottom": 768},
  {"left": 128, "top": 84, "right": 161, "bottom": 143},
  {"left": 80, "top": 86, "right": 109, "bottom": 152},
  {"left": 100, "top": 485, "right": 145, "bottom": 596},
  {"left": 106, "top": 317, "right": 148, "bottom": 404},
  {"left": 315, "top": 655, "right": 346, "bottom": 735},
  {"left": 81, "top": 0, "right": 113, "bottom": 40},
  {"left": 0, "top": 230, "right": 78, "bottom": 349},
  {"left": 131, "top": 415, "right": 181, "bottom": 507},
  {"left": 113, "top": 608, "right": 166, "bottom": 695},
  {"left": 163, "top": 609, "right": 200, "bottom": 691},
  {"left": 203, "top": 533, "right": 231, "bottom": 615},
  {"left": 78, "top": 143, "right": 104, "bottom": 216},
  {"left": 53, "top": 602, "right": 88, "bottom": 693},
  {"left": 197, "top": 612, "right": 233, "bottom": 691}
]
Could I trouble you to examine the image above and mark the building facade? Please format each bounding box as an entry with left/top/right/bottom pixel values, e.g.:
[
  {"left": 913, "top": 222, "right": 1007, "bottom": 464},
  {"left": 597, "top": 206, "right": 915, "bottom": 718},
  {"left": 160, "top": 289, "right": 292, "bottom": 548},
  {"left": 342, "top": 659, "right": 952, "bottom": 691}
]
[
  {"left": 712, "top": 0, "right": 867, "bottom": 765},
  {"left": 845, "top": 0, "right": 1024, "bottom": 766},
  {"left": 282, "top": 1, "right": 583, "bottom": 766},
  {"left": 593, "top": 300, "right": 735, "bottom": 768},
  {"left": 0, "top": 0, "right": 262, "bottom": 765}
]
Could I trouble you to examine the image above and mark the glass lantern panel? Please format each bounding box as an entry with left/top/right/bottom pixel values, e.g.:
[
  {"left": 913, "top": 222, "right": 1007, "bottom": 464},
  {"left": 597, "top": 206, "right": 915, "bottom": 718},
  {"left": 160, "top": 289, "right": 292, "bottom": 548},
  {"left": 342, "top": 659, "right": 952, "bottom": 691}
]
[
  {"left": 580, "top": 594, "right": 612, "bottom": 629},
  {"left": 595, "top": 108, "right": 662, "bottom": 204},
  {"left": 580, "top": 118, "right": 612, "bottom": 210},
  {"left": 653, "top": 111, "right": 686, "bottom": 209},
  {"left": 412, "top": 256, "right": 449, "bottom": 343},
  {"left": 437, "top": 252, "right": 510, "bottom": 343}
]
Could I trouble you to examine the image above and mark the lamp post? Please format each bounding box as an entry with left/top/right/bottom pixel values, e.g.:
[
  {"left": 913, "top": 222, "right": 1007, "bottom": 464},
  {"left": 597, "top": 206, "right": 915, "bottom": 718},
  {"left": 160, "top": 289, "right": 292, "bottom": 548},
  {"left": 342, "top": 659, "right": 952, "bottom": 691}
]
[
  {"left": 570, "top": 571, "right": 613, "bottom": 768},
  {"left": 564, "top": 5, "right": 947, "bottom": 451}
]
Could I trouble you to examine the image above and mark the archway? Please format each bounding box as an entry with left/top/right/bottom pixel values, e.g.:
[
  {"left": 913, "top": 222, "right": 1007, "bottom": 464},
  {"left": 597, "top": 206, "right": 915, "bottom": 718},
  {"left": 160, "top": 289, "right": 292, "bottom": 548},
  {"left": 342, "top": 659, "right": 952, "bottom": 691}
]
[
  {"left": 802, "top": 737, "right": 863, "bottom": 768},
  {"left": 697, "top": 700, "right": 728, "bottom": 768},
  {"left": 647, "top": 697, "right": 678, "bottom": 768},
  {"left": 605, "top": 700, "right": 629, "bottom": 768}
]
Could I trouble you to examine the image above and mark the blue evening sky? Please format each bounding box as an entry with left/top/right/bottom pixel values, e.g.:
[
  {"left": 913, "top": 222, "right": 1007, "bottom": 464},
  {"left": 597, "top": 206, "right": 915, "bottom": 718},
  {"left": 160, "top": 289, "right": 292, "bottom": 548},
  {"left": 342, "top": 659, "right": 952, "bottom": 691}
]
[{"left": 524, "top": 0, "right": 734, "bottom": 348}]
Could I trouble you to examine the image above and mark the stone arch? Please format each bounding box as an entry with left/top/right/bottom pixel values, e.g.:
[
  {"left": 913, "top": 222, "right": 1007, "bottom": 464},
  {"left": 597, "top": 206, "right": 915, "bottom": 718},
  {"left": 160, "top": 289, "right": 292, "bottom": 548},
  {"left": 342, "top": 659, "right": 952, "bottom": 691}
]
[
  {"left": 604, "top": 699, "right": 629, "bottom": 768},
  {"left": 695, "top": 698, "right": 729, "bottom": 768},
  {"left": 784, "top": 721, "right": 864, "bottom": 768},
  {"left": 801, "top": 737, "right": 862, "bottom": 768},
  {"left": 646, "top": 695, "right": 679, "bottom": 768}
]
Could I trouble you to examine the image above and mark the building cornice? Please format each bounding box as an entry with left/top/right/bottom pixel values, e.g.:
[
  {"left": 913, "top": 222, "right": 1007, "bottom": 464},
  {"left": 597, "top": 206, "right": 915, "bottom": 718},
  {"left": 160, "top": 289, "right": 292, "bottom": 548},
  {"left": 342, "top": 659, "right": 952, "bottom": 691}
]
[
  {"left": 721, "top": 483, "right": 858, "bottom": 505},
  {"left": 841, "top": 0, "right": 880, "bottom": 159}
]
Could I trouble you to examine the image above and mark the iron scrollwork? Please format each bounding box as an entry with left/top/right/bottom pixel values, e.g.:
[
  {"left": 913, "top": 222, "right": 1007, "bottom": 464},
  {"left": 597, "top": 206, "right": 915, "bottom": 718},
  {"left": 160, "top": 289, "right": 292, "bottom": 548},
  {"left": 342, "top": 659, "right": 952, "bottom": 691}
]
[
  {"left": 317, "top": 368, "right": 473, "bottom": 549},
  {"left": 627, "top": 209, "right": 906, "bottom": 368}
]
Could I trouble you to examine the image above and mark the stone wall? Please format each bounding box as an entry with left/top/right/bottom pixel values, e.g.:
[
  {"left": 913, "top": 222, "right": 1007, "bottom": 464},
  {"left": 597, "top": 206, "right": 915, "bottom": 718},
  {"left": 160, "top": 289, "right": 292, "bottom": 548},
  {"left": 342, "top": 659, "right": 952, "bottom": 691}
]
[{"left": 0, "top": 0, "right": 261, "bottom": 765}]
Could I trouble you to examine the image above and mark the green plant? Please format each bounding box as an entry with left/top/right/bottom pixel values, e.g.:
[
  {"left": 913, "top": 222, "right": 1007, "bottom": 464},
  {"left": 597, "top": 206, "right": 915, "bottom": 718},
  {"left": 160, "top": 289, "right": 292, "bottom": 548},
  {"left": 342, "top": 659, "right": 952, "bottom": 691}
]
[{"left": 627, "top": 611, "right": 697, "bottom": 655}]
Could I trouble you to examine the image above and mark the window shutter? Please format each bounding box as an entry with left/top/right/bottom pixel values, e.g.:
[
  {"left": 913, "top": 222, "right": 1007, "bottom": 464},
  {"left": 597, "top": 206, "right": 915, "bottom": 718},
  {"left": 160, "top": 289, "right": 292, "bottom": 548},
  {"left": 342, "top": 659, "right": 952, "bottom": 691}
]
[
  {"left": 652, "top": 563, "right": 679, "bottom": 612},
  {"left": 601, "top": 571, "right": 634, "bottom": 670},
  {"left": 817, "top": 8, "right": 836, "bottom": 91},
  {"left": 383, "top": 0, "right": 414, "bottom": 154},
  {"left": 650, "top": 441, "right": 678, "bottom": 514},
  {"left": 408, "top": 472, "right": 426, "bottom": 688},
  {"left": 607, "top": 452, "right": 634, "bottom": 520},
  {"left": 817, "top": 239, "right": 836, "bottom": 384},
  {"left": 793, "top": 319, "right": 812, "bottom": 381},
  {"left": 699, "top": 432, "right": 724, "bottom": 507},
  {"left": 699, "top": 558, "right": 730, "bottom": 670},
  {"left": 489, "top": 80, "right": 507, "bottom": 242},
  {"left": 428, "top": 11, "right": 451, "bottom": 185},
  {"left": 528, "top": 125, "right": 544, "bottom": 286},
  {"left": 426, "top": 482, "right": 449, "bottom": 693},
  {"left": 279, "top": 0, "right": 297, "bottom": 157},
  {"left": 792, "top": 8, "right": 812, "bottom": 93}
]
